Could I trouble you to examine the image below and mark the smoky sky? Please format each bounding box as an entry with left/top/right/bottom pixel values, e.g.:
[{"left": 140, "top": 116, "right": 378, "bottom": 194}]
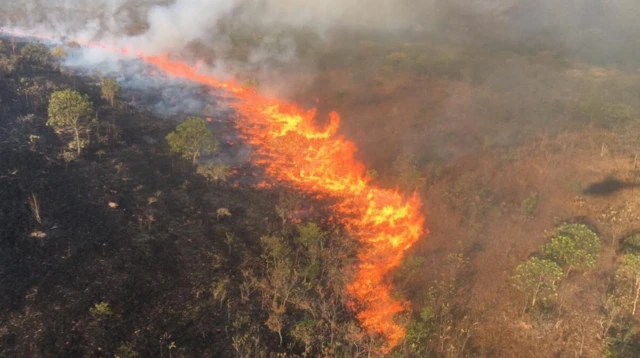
[{"left": 2, "top": 0, "right": 640, "bottom": 66}]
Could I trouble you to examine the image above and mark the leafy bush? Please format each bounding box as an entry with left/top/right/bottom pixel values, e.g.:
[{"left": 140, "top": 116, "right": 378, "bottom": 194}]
[
  {"left": 20, "top": 42, "right": 52, "bottom": 69},
  {"left": 521, "top": 193, "right": 539, "bottom": 217},
  {"left": 542, "top": 223, "right": 601, "bottom": 273},
  {"left": 621, "top": 233, "right": 640, "bottom": 254},
  {"left": 197, "top": 162, "right": 232, "bottom": 184},
  {"left": 577, "top": 99, "right": 634, "bottom": 128},
  {"left": 513, "top": 258, "right": 563, "bottom": 309}
]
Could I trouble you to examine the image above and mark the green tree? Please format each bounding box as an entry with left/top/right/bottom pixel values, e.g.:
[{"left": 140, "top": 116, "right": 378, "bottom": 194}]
[
  {"left": 166, "top": 117, "right": 218, "bottom": 164},
  {"left": 542, "top": 223, "right": 601, "bottom": 274},
  {"left": 615, "top": 254, "right": 640, "bottom": 315},
  {"left": 20, "top": 42, "right": 52, "bottom": 69},
  {"left": 101, "top": 77, "right": 120, "bottom": 107},
  {"left": 513, "top": 258, "right": 563, "bottom": 310},
  {"left": 47, "top": 89, "right": 94, "bottom": 155}
]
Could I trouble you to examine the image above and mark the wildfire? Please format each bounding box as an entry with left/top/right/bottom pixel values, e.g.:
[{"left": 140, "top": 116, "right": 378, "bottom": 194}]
[
  {"left": 3, "top": 30, "right": 426, "bottom": 351},
  {"left": 145, "top": 55, "right": 426, "bottom": 351}
]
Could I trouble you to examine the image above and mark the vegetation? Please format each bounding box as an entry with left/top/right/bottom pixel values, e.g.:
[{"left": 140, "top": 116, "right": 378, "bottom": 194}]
[
  {"left": 615, "top": 254, "right": 640, "bottom": 315},
  {"left": 5, "top": 10, "right": 640, "bottom": 357},
  {"left": 166, "top": 116, "right": 218, "bottom": 164},
  {"left": 100, "top": 77, "right": 120, "bottom": 107},
  {"left": 197, "top": 162, "right": 232, "bottom": 184},
  {"left": 521, "top": 192, "right": 539, "bottom": 217},
  {"left": 542, "top": 223, "right": 601, "bottom": 274},
  {"left": 513, "top": 257, "right": 564, "bottom": 310},
  {"left": 47, "top": 89, "right": 94, "bottom": 155},
  {"left": 19, "top": 42, "right": 52, "bottom": 70}
]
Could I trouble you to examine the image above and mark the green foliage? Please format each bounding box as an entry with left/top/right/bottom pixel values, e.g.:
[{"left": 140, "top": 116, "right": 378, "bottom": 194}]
[
  {"left": 621, "top": 234, "right": 640, "bottom": 254},
  {"left": 513, "top": 258, "right": 563, "bottom": 309},
  {"left": 47, "top": 89, "right": 94, "bottom": 155},
  {"left": 89, "top": 302, "right": 113, "bottom": 318},
  {"left": 166, "top": 117, "right": 218, "bottom": 164},
  {"left": 614, "top": 254, "right": 640, "bottom": 315},
  {"left": 399, "top": 305, "right": 437, "bottom": 357},
  {"left": 197, "top": 162, "right": 232, "bottom": 184},
  {"left": 100, "top": 77, "right": 120, "bottom": 107},
  {"left": 115, "top": 343, "right": 139, "bottom": 358},
  {"left": 254, "top": 222, "right": 372, "bottom": 355},
  {"left": 604, "top": 319, "right": 640, "bottom": 358},
  {"left": 20, "top": 42, "right": 52, "bottom": 69},
  {"left": 395, "top": 254, "right": 426, "bottom": 290},
  {"left": 521, "top": 193, "right": 539, "bottom": 217},
  {"left": 577, "top": 99, "right": 634, "bottom": 128},
  {"left": 542, "top": 223, "right": 601, "bottom": 273}
]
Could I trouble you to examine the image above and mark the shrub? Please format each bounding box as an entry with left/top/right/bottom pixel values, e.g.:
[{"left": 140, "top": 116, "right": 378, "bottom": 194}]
[
  {"left": 621, "top": 233, "right": 640, "bottom": 254},
  {"left": 542, "top": 223, "right": 601, "bottom": 273},
  {"left": 521, "top": 193, "right": 539, "bottom": 217}
]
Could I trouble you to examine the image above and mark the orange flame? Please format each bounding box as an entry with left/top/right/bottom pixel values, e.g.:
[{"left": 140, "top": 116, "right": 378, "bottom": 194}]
[{"left": 3, "top": 31, "right": 426, "bottom": 350}]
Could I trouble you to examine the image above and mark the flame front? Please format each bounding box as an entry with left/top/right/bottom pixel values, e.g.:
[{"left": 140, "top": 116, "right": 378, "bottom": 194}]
[
  {"left": 144, "top": 56, "right": 426, "bottom": 350},
  {"left": 2, "top": 29, "right": 426, "bottom": 349}
]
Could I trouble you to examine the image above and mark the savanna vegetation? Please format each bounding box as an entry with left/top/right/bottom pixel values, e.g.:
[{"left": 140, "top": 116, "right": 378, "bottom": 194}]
[{"left": 3, "top": 4, "right": 640, "bottom": 357}]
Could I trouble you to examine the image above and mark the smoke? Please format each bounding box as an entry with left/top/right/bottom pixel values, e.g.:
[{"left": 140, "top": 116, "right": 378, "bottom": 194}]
[
  {"left": 0, "top": 0, "right": 425, "bottom": 52},
  {"left": 3, "top": 1, "right": 640, "bottom": 64}
]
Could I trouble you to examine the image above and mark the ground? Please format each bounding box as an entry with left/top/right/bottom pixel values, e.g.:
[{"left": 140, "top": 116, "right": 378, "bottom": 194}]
[{"left": 2, "top": 27, "right": 640, "bottom": 357}]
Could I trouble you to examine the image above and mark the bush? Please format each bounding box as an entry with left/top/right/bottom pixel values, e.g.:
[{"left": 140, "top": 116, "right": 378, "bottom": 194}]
[
  {"left": 542, "top": 223, "right": 601, "bottom": 273},
  {"left": 513, "top": 257, "right": 563, "bottom": 309},
  {"left": 577, "top": 99, "right": 634, "bottom": 128},
  {"left": 521, "top": 193, "right": 539, "bottom": 217},
  {"left": 20, "top": 42, "right": 52, "bottom": 69},
  {"left": 621, "top": 233, "right": 640, "bottom": 254}
]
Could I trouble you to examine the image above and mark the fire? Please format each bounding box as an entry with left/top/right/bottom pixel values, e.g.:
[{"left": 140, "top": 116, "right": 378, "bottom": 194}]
[
  {"left": 3, "top": 30, "right": 426, "bottom": 351},
  {"left": 144, "top": 56, "right": 426, "bottom": 351}
]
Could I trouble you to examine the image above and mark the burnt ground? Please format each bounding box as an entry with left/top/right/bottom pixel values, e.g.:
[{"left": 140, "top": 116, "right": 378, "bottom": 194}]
[{"left": 0, "top": 42, "right": 341, "bottom": 357}]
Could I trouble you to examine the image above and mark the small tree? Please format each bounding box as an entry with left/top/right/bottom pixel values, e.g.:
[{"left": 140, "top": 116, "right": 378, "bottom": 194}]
[
  {"left": 101, "top": 77, "right": 120, "bottom": 107},
  {"left": 615, "top": 254, "right": 640, "bottom": 315},
  {"left": 20, "top": 42, "right": 52, "bottom": 69},
  {"left": 542, "top": 223, "right": 601, "bottom": 275},
  {"left": 513, "top": 258, "right": 563, "bottom": 310},
  {"left": 51, "top": 45, "right": 67, "bottom": 59},
  {"left": 166, "top": 117, "right": 218, "bottom": 164},
  {"left": 47, "top": 89, "right": 94, "bottom": 155},
  {"left": 197, "top": 162, "right": 232, "bottom": 184},
  {"left": 621, "top": 234, "right": 640, "bottom": 254}
]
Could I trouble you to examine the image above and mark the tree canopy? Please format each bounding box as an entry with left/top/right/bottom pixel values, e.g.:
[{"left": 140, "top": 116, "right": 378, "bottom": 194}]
[
  {"left": 47, "top": 89, "right": 94, "bottom": 155},
  {"left": 513, "top": 257, "right": 563, "bottom": 309},
  {"left": 542, "top": 223, "right": 601, "bottom": 274},
  {"left": 101, "top": 77, "right": 120, "bottom": 107},
  {"left": 166, "top": 117, "right": 218, "bottom": 164}
]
